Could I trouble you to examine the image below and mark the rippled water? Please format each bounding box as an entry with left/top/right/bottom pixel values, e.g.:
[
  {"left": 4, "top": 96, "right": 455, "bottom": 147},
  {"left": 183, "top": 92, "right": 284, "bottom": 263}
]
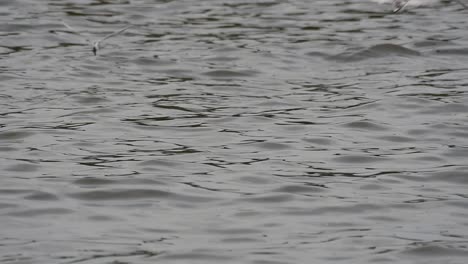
[{"left": 1, "top": 0, "right": 468, "bottom": 263}]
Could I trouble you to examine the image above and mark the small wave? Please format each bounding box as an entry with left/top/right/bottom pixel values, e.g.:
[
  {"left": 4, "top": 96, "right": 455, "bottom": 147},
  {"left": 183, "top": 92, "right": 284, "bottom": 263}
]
[
  {"left": 203, "top": 69, "right": 259, "bottom": 78},
  {"left": 315, "top": 44, "right": 421, "bottom": 62},
  {"left": 8, "top": 208, "right": 73, "bottom": 217},
  {"left": 402, "top": 244, "right": 468, "bottom": 257},
  {"left": 370, "top": 0, "right": 439, "bottom": 7},
  {"left": 434, "top": 48, "right": 468, "bottom": 55},
  {"left": 68, "top": 188, "right": 216, "bottom": 203}
]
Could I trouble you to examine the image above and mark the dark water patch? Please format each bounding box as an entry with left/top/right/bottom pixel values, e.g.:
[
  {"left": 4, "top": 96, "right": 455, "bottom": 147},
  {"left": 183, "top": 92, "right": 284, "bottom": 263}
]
[
  {"left": 447, "top": 201, "right": 468, "bottom": 209},
  {"left": 66, "top": 65, "right": 108, "bottom": 78},
  {"left": 241, "top": 194, "right": 293, "bottom": 203},
  {"left": 422, "top": 103, "right": 468, "bottom": 114},
  {"left": 273, "top": 184, "right": 326, "bottom": 193},
  {"left": 0, "top": 0, "right": 15, "bottom": 6},
  {"left": 73, "top": 96, "right": 110, "bottom": 105},
  {"left": 389, "top": 174, "right": 427, "bottom": 183},
  {"left": 68, "top": 188, "right": 215, "bottom": 202},
  {"left": 68, "top": 189, "right": 171, "bottom": 200},
  {"left": 23, "top": 191, "right": 59, "bottom": 201},
  {"left": 73, "top": 177, "right": 117, "bottom": 186},
  {"left": 305, "top": 51, "right": 330, "bottom": 59},
  {"left": 301, "top": 170, "right": 391, "bottom": 178},
  {"left": 159, "top": 252, "right": 234, "bottom": 261},
  {"left": 434, "top": 48, "right": 468, "bottom": 56},
  {"left": 447, "top": 131, "right": 468, "bottom": 138},
  {"left": 251, "top": 260, "right": 292, "bottom": 264},
  {"left": 443, "top": 147, "right": 468, "bottom": 158},
  {"left": 342, "top": 120, "right": 388, "bottom": 131},
  {"left": 232, "top": 210, "right": 263, "bottom": 218},
  {"left": 73, "top": 177, "right": 166, "bottom": 186},
  {"left": 79, "top": 63, "right": 116, "bottom": 72},
  {"left": 0, "top": 203, "right": 18, "bottom": 209},
  {"left": 0, "top": 23, "right": 38, "bottom": 32},
  {"left": 159, "top": 69, "right": 195, "bottom": 80},
  {"left": 238, "top": 176, "right": 274, "bottom": 184},
  {"left": 377, "top": 135, "right": 414, "bottom": 143},
  {"left": 0, "top": 47, "right": 14, "bottom": 54},
  {"left": 359, "top": 184, "right": 390, "bottom": 191},
  {"left": 253, "top": 142, "right": 292, "bottom": 150},
  {"left": 415, "top": 155, "right": 445, "bottom": 162},
  {"left": 0, "top": 189, "right": 32, "bottom": 195},
  {"left": 0, "top": 131, "right": 34, "bottom": 140},
  {"left": 131, "top": 56, "right": 177, "bottom": 67},
  {"left": 205, "top": 56, "right": 240, "bottom": 62},
  {"left": 123, "top": 115, "right": 207, "bottom": 128},
  {"left": 5, "top": 163, "right": 40, "bottom": 172},
  {"left": 53, "top": 107, "right": 117, "bottom": 118},
  {"left": 8, "top": 208, "right": 73, "bottom": 217},
  {"left": 0, "top": 45, "right": 31, "bottom": 54},
  {"left": 203, "top": 69, "right": 258, "bottom": 79},
  {"left": 303, "top": 137, "right": 334, "bottom": 146},
  {"left": 206, "top": 228, "right": 261, "bottom": 235},
  {"left": 406, "top": 129, "right": 431, "bottom": 136},
  {"left": 412, "top": 39, "right": 453, "bottom": 48},
  {"left": 0, "top": 147, "right": 17, "bottom": 152},
  {"left": 151, "top": 103, "right": 200, "bottom": 113},
  {"left": 390, "top": 203, "right": 419, "bottom": 210},
  {"left": 455, "top": 193, "right": 468, "bottom": 199},
  {"left": 319, "top": 44, "right": 420, "bottom": 62},
  {"left": 333, "top": 155, "right": 388, "bottom": 164},
  {"left": 88, "top": 215, "right": 121, "bottom": 221},
  {"left": 402, "top": 244, "right": 468, "bottom": 257},
  {"left": 283, "top": 204, "right": 382, "bottom": 216},
  {"left": 25, "top": 121, "right": 94, "bottom": 130},
  {"left": 220, "top": 237, "right": 263, "bottom": 243},
  {"left": 365, "top": 216, "right": 399, "bottom": 222},
  {"left": 138, "top": 159, "right": 181, "bottom": 168},
  {"left": 140, "top": 227, "right": 176, "bottom": 234},
  {"left": 429, "top": 171, "right": 468, "bottom": 184},
  {"left": 62, "top": 250, "right": 159, "bottom": 264}
]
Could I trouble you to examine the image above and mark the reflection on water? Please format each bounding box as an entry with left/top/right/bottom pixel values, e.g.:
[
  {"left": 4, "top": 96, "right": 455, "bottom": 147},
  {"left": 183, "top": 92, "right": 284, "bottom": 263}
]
[{"left": 1, "top": 0, "right": 468, "bottom": 263}]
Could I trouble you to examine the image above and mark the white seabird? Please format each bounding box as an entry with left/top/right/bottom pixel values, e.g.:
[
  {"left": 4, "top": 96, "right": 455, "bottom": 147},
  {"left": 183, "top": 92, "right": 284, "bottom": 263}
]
[
  {"left": 391, "top": 0, "right": 467, "bottom": 12},
  {"left": 61, "top": 21, "right": 133, "bottom": 55}
]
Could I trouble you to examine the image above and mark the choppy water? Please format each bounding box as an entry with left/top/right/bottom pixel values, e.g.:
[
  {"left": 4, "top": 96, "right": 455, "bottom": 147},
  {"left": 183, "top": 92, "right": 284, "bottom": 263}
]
[{"left": 1, "top": 0, "right": 468, "bottom": 263}]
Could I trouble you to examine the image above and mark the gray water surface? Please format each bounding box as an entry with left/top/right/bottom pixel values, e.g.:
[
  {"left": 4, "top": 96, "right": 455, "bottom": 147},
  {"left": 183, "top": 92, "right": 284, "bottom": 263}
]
[{"left": 1, "top": 1, "right": 468, "bottom": 263}]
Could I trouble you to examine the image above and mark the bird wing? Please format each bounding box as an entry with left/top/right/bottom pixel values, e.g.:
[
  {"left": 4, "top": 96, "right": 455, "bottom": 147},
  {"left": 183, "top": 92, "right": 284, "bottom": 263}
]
[
  {"left": 95, "top": 25, "right": 133, "bottom": 47},
  {"left": 61, "top": 21, "right": 92, "bottom": 44},
  {"left": 393, "top": 0, "right": 411, "bottom": 13},
  {"left": 454, "top": 0, "right": 467, "bottom": 8}
]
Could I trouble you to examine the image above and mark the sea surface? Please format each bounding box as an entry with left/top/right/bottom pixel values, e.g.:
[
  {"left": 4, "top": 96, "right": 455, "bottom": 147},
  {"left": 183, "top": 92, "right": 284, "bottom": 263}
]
[{"left": 1, "top": 0, "right": 468, "bottom": 263}]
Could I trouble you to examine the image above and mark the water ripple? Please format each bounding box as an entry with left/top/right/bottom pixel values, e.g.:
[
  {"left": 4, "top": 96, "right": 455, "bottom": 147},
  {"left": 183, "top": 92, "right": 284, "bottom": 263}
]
[{"left": 1, "top": 0, "right": 468, "bottom": 263}]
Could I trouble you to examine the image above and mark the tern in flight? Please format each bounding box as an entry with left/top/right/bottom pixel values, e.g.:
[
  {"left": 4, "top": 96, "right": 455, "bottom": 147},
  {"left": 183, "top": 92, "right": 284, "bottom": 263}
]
[
  {"left": 61, "top": 21, "right": 133, "bottom": 55},
  {"left": 392, "top": 0, "right": 411, "bottom": 12},
  {"left": 392, "top": 0, "right": 467, "bottom": 12}
]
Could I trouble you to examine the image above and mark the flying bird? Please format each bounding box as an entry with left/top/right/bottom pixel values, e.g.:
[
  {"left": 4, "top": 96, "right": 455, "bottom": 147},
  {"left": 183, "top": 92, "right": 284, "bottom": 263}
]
[
  {"left": 61, "top": 21, "right": 133, "bottom": 55},
  {"left": 392, "top": 0, "right": 467, "bottom": 12},
  {"left": 392, "top": 0, "right": 411, "bottom": 12}
]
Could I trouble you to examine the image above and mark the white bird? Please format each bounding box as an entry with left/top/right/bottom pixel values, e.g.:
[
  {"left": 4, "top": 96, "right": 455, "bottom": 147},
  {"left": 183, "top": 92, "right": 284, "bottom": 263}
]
[
  {"left": 392, "top": 0, "right": 411, "bottom": 12},
  {"left": 61, "top": 21, "right": 133, "bottom": 55},
  {"left": 392, "top": 0, "right": 467, "bottom": 12},
  {"left": 454, "top": 0, "right": 468, "bottom": 8}
]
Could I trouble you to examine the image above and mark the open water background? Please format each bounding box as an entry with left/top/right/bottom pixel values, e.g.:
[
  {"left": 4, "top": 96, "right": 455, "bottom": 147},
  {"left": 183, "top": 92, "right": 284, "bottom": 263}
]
[{"left": 1, "top": 0, "right": 468, "bottom": 263}]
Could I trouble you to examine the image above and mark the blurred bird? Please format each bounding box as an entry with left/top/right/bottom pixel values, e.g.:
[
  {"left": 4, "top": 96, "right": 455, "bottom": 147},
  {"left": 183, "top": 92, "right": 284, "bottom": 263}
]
[
  {"left": 61, "top": 22, "right": 133, "bottom": 55},
  {"left": 392, "top": 0, "right": 411, "bottom": 12},
  {"left": 392, "top": 0, "right": 467, "bottom": 12}
]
